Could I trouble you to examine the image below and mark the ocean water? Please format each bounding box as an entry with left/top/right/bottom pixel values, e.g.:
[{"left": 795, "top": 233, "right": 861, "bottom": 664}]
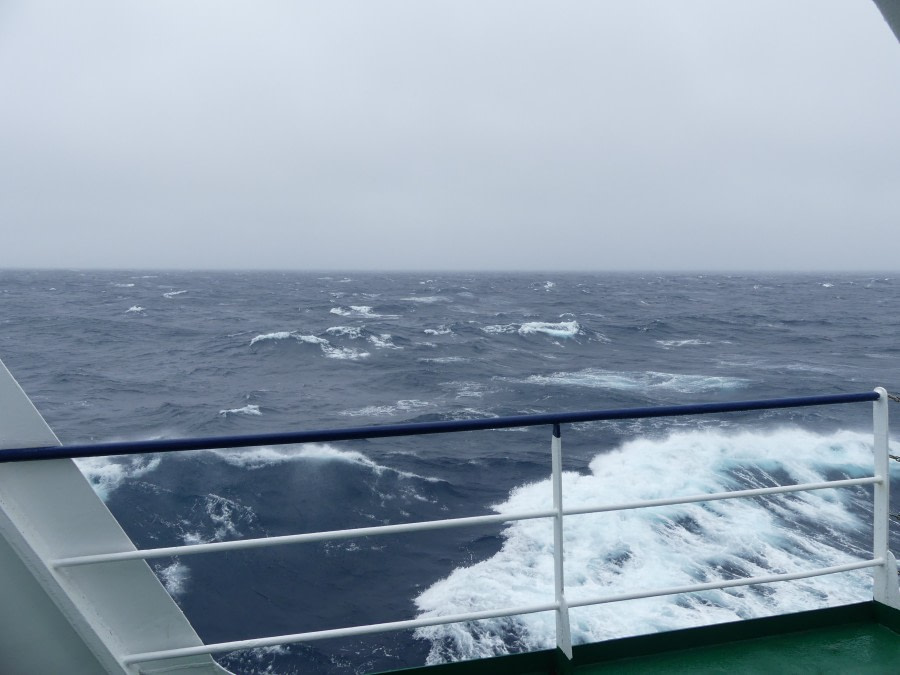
[{"left": 1, "top": 270, "right": 898, "bottom": 673}]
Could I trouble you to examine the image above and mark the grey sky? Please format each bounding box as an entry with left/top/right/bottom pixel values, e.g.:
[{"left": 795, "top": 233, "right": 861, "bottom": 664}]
[{"left": 2, "top": 0, "right": 899, "bottom": 271}]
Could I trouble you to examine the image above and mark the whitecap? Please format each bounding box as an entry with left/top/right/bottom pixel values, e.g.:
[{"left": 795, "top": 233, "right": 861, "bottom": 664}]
[
  {"left": 209, "top": 443, "right": 438, "bottom": 481},
  {"left": 402, "top": 296, "right": 451, "bottom": 304},
  {"left": 330, "top": 305, "right": 384, "bottom": 318},
  {"left": 415, "top": 428, "right": 885, "bottom": 663},
  {"left": 154, "top": 561, "right": 189, "bottom": 596},
  {"left": 341, "top": 399, "right": 432, "bottom": 417},
  {"left": 326, "top": 326, "right": 363, "bottom": 339},
  {"left": 518, "top": 321, "right": 580, "bottom": 338},
  {"left": 125, "top": 306, "right": 144, "bottom": 314},
  {"left": 516, "top": 368, "right": 748, "bottom": 393},
  {"left": 113, "top": 283, "right": 135, "bottom": 288},
  {"left": 249, "top": 331, "right": 369, "bottom": 359},
  {"left": 74, "top": 455, "right": 162, "bottom": 501},
  {"left": 656, "top": 339, "right": 712, "bottom": 349},
  {"left": 368, "top": 333, "right": 401, "bottom": 349},
  {"left": 249, "top": 331, "right": 294, "bottom": 346},
  {"left": 482, "top": 324, "right": 519, "bottom": 335},
  {"left": 424, "top": 327, "right": 452, "bottom": 336},
  {"left": 163, "top": 290, "right": 187, "bottom": 298},
  {"left": 483, "top": 321, "right": 581, "bottom": 339},
  {"left": 218, "top": 404, "right": 261, "bottom": 417}
]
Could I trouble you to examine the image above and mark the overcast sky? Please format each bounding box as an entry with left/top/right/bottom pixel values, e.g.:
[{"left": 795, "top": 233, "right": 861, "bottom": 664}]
[{"left": 1, "top": 1, "right": 899, "bottom": 271}]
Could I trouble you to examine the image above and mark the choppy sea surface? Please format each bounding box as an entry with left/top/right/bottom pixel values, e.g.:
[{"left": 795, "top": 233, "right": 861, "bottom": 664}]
[{"left": 1, "top": 270, "right": 899, "bottom": 674}]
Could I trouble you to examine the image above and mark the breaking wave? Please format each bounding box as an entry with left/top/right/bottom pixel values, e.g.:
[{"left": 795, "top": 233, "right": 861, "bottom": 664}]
[
  {"left": 330, "top": 305, "right": 395, "bottom": 318},
  {"left": 218, "top": 404, "right": 262, "bottom": 417},
  {"left": 484, "top": 321, "right": 581, "bottom": 339},
  {"left": 75, "top": 455, "right": 162, "bottom": 501},
  {"left": 249, "top": 332, "right": 369, "bottom": 359},
  {"left": 415, "top": 428, "right": 887, "bottom": 664},
  {"left": 517, "top": 368, "right": 748, "bottom": 393}
]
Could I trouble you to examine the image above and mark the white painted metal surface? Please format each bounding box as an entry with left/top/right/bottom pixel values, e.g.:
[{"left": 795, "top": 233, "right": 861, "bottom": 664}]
[
  {"left": 53, "top": 476, "right": 880, "bottom": 568},
  {"left": 872, "top": 387, "right": 900, "bottom": 609},
  {"left": 0, "top": 359, "right": 231, "bottom": 674},
  {"left": 122, "top": 601, "right": 562, "bottom": 665},
  {"left": 567, "top": 559, "right": 885, "bottom": 609},
  {"left": 551, "top": 425, "right": 573, "bottom": 660},
  {"left": 53, "top": 507, "right": 558, "bottom": 567}
]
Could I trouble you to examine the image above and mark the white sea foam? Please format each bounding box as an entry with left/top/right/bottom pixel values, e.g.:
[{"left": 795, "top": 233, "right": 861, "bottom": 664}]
[
  {"left": 403, "top": 296, "right": 450, "bottom": 304},
  {"left": 656, "top": 339, "right": 712, "bottom": 349},
  {"left": 326, "top": 326, "right": 363, "bottom": 339},
  {"left": 482, "top": 324, "right": 519, "bottom": 335},
  {"left": 342, "top": 399, "right": 432, "bottom": 417},
  {"left": 182, "top": 494, "right": 258, "bottom": 544},
  {"left": 424, "top": 326, "right": 452, "bottom": 336},
  {"left": 125, "top": 306, "right": 144, "bottom": 314},
  {"left": 368, "top": 333, "right": 400, "bottom": 349},
  {"left": 484, "top": 321, "right": 581, "bottom": 339},
  {"left": 821, "top": 283, "right": 835, "bottom": 288},
  {"left": 415, "top": 428, "right": 889, "bottom": 663},
  {"left": 519, "top": 321, "right": 580, "bottom": 338},
  {"left": 74, "top": 455, "right": 162, "bottom": 501},
  {"left": 155, "top": 561, "right": 190, "bottom": 596},
  {"left": 210, "top": 443, "right": 437, "bottom": 481},
  {"left": 517, "top": 368, "right": 747, "bottom": 393},
  {"left": 419, "top": 356, "right": 468, "bottom": 364},
  {"left": 163, "top": 290, "right": 187, "bottom": 298},
  {"left": 249, "top": 331, "right": 369, "bottom": 359},
  {"left": 330, "top": 305, "right": 384, "bottom": 318},
  {"left": 113, "top": 283, "right": 135, "bottom": 288},
  {"left": 218, "top": 404, "right": 261, "bottom": 417},
  {"left": 249, "top": 331, "right": 294, "bottom": 346}
]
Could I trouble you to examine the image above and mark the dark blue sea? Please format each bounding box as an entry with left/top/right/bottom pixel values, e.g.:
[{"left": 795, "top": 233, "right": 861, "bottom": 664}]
[{"left": 1, "top": 270, "right": 898, "bottom": 674}]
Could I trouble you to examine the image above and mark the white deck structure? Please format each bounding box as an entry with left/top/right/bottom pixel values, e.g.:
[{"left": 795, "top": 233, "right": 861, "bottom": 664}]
[{"left": 0, "top": 359, "right": 230, "bottom": 674}]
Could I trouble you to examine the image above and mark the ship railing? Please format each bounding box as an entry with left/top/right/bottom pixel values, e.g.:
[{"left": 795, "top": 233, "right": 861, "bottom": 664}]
[{"left": 2, "top": 389, "right": 896, "bottom": 667}]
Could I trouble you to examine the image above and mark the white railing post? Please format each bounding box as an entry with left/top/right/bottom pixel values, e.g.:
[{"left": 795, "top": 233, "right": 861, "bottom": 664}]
[
  {"left": 872, "top": 387, "right": 900, "bottom": 607},
  {"left": 551, "top": 423, "right": 573, "bottom": 660}
]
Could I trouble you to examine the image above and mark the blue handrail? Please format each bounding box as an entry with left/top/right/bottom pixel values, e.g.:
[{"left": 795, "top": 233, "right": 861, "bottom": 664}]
[{"left": 0, "top": 391, "right": 880, "bottom": 463}]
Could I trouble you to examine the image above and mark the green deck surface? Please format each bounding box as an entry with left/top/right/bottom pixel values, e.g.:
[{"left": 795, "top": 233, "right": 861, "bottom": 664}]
[
  {"left": 578, "top": 621, "right": 900, "bottom": 674},
  {"left": 383, "top": 602, "right": 900, "bottom": 675}
]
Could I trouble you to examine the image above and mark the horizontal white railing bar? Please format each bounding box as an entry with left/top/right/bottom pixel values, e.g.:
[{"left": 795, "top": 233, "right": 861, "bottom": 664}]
[
  {"left": 121, "top": 558, "right": 885, "bottom": 665},
  {"left": 567, "top": 558, "right": 883, "bottom": 609},
  {"left": 121, "top": 600, "right": 560, "bottom": 665},
  {"left": 54, "top": 477, "right": 880, "bottom": 569},
  {"left": 562, "top": 476, "right": 881, "bottom": 517},
  {"left": 52, "top": 507, "right": 557, "bottom": 568},
  {"left": 54, "top": 477, "right": 879, "bottom": 569}
]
